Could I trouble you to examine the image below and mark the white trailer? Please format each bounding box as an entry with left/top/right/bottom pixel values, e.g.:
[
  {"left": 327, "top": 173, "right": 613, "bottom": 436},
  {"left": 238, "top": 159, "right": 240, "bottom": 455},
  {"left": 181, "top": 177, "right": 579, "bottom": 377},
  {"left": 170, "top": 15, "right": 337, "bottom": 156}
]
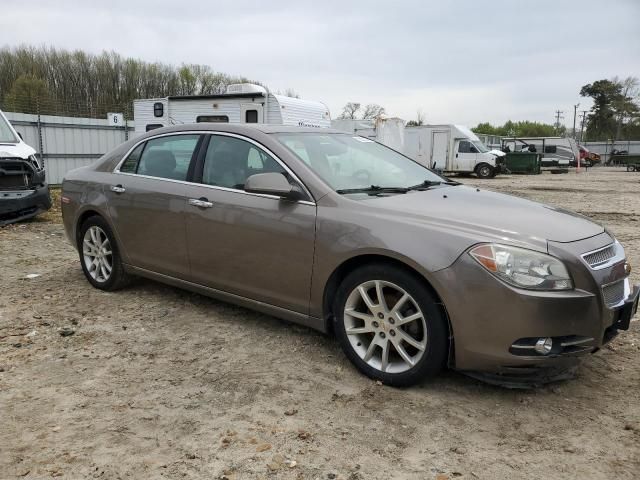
[
  {"left": 134, "top": 83, "right": 331, "bottom": 135},
  {"left": 331, "top": 117, "right": 406, "bottom": 152},
  {"left": 404, "top": 124, "right": 505, "bottom": 178}
]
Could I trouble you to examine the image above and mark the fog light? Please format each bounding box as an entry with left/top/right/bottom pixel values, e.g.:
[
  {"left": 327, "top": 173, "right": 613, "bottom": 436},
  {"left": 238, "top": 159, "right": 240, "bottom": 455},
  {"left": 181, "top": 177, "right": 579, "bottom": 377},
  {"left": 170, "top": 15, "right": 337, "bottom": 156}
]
[{"left": 535, "top": 337, "right": 553, "bottom": 355}]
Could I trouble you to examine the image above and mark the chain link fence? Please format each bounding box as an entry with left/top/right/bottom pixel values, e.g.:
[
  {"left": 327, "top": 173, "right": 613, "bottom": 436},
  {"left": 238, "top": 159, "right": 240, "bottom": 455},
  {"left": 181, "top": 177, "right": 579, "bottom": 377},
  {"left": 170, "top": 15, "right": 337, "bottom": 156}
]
[{"left": 3, "top": 96, "right": 134, "bottom": 184}]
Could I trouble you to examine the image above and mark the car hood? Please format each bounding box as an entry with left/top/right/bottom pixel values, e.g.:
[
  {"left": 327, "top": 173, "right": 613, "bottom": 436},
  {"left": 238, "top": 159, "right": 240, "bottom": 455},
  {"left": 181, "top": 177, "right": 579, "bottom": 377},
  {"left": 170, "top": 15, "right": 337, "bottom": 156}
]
[
  {"left": 0, "top": 141, "right": 36, "bottom": 159},
  {"left": 362, "top": 185, "right": 604, "bottom": 249}
]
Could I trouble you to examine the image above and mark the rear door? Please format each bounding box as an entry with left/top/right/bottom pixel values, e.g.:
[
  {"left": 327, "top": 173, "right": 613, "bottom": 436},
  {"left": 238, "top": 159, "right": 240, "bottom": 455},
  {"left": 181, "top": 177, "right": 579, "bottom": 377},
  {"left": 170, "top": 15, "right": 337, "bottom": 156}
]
[
  {"left": 106, "top": 133, "right": 202, "bottom": 278},
  {"left": 430, "top": 131, "right": 449, "bottom": 170},
  {"left": 182, "top": 133, "right": 316, "bottom": 314}
]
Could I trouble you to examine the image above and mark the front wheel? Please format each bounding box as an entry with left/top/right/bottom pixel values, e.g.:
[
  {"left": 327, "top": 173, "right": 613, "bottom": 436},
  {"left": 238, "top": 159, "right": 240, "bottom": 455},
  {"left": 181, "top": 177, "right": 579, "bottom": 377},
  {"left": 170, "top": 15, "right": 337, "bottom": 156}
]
[
  {"left": 627, "top": 165, "right": 636, "bottom": 172},
  {"left": 476, "top": 163, "right": 495, "bottom": 179},
  {"left": 333, "top": 264, "right": 448, "bottom": 386}
]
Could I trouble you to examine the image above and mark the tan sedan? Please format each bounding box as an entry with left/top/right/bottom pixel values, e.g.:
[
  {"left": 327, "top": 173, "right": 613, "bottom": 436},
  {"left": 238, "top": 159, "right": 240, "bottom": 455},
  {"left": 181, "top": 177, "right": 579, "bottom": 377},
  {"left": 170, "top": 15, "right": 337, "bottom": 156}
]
[{"left": 62, "top": 124, "right": 638, "bottom": 387}]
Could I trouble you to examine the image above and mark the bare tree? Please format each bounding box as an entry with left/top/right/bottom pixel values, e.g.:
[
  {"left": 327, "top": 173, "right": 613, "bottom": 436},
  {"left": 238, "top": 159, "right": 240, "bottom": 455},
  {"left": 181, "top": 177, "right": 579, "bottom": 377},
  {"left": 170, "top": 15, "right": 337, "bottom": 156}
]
[
  {"left": 339, "top": 102, "right": 361, "bottom": 119},
  {"left": 407, "top": 108, "right": 425, "bottom": 126},
  {"left": 361, "top": 103, "right": 386, "bottom": 120}
]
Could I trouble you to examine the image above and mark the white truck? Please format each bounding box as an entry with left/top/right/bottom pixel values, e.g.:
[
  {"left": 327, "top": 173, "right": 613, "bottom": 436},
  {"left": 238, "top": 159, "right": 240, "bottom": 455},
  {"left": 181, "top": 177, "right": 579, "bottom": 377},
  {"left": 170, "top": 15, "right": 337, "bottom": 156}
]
[
  {"left": 0, "top": 109, "right": 51, "bottom": 224},
  {"left": 404, "top": 124, "right": 505, "bottom": 178},
  {"left": 134, "top": 83, "right": 331, "bottom": 135}
]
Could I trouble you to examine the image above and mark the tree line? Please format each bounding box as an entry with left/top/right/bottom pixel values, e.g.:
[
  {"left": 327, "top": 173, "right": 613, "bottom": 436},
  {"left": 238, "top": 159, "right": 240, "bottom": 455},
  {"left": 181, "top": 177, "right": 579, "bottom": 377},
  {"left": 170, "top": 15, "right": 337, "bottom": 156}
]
[{"left": 0, "top": 46, "right": 259, "bottom": 117}]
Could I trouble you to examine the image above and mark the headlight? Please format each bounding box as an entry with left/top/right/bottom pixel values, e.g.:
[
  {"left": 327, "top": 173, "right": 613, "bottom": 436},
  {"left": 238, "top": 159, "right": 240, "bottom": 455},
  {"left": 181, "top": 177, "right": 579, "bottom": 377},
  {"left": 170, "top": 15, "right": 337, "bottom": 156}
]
[{"left": 469, "top": 244, "right": 573, "bottom": 291}]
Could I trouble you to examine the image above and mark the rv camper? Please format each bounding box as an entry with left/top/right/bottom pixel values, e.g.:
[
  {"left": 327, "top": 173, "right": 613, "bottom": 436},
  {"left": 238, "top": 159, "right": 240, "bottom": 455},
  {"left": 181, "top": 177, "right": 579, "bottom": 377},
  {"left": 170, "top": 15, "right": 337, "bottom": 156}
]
[
  {"left": 134, "top": 84, "right": 331, "bottom": 135},
  {"left": 404, "top": 124, "right": 506, "bottom": 178}
]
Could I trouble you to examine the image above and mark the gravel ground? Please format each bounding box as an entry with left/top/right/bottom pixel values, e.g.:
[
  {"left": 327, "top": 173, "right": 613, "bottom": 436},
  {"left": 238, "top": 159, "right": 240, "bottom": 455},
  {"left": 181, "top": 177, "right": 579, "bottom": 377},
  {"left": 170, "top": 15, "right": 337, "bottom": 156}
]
[{"left": 1, "top": 168, "right": 639, "bottom": 479}]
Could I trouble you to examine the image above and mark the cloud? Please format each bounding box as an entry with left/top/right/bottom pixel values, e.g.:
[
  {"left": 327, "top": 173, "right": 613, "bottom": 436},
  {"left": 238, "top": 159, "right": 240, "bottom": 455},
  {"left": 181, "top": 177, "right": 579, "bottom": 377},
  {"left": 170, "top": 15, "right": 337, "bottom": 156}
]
[{"left": 1, "top": 0, "right": 639, "bottom": 126}]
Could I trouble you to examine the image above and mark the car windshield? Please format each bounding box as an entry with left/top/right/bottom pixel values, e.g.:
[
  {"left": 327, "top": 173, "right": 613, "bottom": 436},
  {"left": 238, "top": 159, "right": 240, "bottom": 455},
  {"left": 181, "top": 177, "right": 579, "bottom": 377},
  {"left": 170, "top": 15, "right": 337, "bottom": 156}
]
[
  {"left": 471, "top": 140, "right": 489, "bottom": 153},
  {"left": 274, "top": 133, "right": 444, "bottom": 192},
  {"left": 0, "top": 113, "right": 18, "bottom": 143}
]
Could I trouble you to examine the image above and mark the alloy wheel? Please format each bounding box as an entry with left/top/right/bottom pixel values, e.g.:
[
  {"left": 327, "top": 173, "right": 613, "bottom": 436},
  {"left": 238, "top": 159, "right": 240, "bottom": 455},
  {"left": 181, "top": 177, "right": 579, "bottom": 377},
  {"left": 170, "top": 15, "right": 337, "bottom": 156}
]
[
  {"left": 82, "top": 226, "right": 113, "bottom": 283},
  {"left": 343, "top": 280, "right": 428, "bottom": 374}
]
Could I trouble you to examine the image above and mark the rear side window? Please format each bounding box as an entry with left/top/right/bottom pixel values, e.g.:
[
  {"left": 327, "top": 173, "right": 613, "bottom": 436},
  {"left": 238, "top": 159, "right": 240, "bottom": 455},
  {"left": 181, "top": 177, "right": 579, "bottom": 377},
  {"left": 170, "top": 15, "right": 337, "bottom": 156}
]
[
  {"left": 544, "top": 145, "right": 557, "bottom": 154},
  {"left": 136, "top": 135, "right": 200, "bottom": 181},
  {"left": 119, "top": 143, "right": 145, "bottom": 173}
]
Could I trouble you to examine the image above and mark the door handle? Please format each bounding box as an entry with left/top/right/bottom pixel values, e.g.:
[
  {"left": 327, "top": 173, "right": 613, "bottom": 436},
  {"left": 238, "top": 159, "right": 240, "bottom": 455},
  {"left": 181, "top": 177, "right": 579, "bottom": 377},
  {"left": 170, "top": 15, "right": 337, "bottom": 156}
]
[
  {"left": 110, "top": 184, "right": 126, "bottom": 193},
  {"left": 188, "top": 197, "right": 214, "bottom": 208},
  {"left": 455, "top": 153, "right": 458, "bottom": 158}
]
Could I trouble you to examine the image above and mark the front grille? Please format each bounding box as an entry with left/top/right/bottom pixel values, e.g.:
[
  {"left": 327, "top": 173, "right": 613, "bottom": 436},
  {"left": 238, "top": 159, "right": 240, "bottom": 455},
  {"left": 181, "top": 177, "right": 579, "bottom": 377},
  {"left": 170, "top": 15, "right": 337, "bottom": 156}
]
[
  {"left": 602, "top": 280, "right": 625, "bottom": 306},
  {"left": 583, "top": 244, "right": 616, "bottom": 268}
]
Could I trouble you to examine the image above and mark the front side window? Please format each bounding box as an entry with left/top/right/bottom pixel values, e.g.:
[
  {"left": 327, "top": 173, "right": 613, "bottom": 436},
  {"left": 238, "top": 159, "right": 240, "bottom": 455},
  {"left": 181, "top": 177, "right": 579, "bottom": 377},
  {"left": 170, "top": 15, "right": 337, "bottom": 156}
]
[
  {"left": 274, "top": 133, "right": 443, "bottom": 191},
  {"left": 458, "top": 140, "right": 472, "bottom": 153},
  {"left": 0, "top": 113, "right": 18, "bottom": 143},
  {"left": 136, "top": 134, "right": 200, "bottom": 181},
  {"left": 202, "top": 135, "right": 285, "bottom": 190}
]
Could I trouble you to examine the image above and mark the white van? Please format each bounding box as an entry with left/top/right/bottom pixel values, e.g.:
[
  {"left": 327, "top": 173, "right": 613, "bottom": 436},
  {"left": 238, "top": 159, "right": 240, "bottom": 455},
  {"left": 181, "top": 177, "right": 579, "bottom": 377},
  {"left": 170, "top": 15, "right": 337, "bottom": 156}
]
[
  {"left": 404, "top": 124, "right": 506, "bottom": 178},
  {"left": 134, "top": 83, "right": 331, "bottom": 135},
  {"left": 0, "top": 109, "right": 51, "bottom": 225}
]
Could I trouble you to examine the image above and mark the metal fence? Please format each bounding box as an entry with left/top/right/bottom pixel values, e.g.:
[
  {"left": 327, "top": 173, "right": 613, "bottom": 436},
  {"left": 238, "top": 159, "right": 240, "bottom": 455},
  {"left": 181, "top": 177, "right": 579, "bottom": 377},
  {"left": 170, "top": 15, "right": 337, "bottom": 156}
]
[
  {"left": 582, "top": 141, "right": 640, "bottom": 165},
  {"left": 4, "top": 111, "right": 133, "bottom": 185}
]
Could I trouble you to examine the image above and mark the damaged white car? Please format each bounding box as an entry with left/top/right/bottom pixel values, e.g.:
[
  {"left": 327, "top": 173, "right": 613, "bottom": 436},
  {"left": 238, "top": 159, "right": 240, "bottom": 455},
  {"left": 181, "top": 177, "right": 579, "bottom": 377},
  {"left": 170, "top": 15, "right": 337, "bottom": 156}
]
[{"left": 0, "top": 109, "right": 51, "bottom": 225}]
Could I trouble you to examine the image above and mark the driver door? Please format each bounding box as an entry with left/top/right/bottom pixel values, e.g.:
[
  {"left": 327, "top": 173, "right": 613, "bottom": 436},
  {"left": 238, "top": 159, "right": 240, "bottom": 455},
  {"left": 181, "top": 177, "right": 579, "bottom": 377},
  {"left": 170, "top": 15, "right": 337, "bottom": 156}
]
[{"left": 455, "top": 140, "right": 478, "bottom": 171}]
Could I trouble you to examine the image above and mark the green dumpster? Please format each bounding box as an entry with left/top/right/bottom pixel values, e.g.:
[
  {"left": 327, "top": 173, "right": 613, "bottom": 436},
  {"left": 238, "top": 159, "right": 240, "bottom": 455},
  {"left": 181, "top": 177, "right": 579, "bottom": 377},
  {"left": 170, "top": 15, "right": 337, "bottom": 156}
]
[{"left": 504, "top": 152, "right": 541, "bottom": 174}]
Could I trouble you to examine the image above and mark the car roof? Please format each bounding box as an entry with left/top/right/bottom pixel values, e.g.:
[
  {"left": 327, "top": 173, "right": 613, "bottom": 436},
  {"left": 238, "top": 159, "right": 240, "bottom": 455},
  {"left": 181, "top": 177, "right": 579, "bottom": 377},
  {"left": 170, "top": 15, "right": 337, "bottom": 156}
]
[{"left": 143, "top": 123, "right": 346, "bottom": 136}]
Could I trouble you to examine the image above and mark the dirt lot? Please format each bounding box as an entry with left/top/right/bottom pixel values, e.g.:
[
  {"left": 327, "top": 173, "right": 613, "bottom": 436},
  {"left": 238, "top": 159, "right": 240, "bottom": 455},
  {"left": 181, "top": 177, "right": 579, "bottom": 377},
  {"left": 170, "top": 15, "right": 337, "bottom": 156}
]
[{"left": 1, "top": 168, "right": 639, "bottom": 479}]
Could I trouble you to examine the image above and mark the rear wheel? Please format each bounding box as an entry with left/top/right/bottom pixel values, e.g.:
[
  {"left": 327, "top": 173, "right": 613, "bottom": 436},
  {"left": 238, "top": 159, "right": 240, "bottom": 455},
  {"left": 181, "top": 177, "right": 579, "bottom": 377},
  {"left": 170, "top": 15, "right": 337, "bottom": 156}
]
[
  {"left": 78, "top": 215, "right": 130, "bottom": 291},
  {"left": 333, "top": 264, "right": 448, "bottom": 386},
  {"left": 627, "top": 165, "right": 636, "bottom": 172},
  {"left": 476, "top": 163, "right": 495, "bottom": 179}
]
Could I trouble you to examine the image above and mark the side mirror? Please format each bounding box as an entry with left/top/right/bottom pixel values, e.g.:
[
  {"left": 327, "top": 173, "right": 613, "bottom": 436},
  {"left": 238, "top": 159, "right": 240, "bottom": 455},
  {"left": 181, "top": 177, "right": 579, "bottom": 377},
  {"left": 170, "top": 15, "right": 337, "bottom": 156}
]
[
  {"left": 470, "top": 146, "right": 478, "bottom": 153},
  {"left": 245, "top": 172, "right": 304, "bottom": 201},
  {"left": 17, "top": 132, "right": 23, "bottom": 141}
]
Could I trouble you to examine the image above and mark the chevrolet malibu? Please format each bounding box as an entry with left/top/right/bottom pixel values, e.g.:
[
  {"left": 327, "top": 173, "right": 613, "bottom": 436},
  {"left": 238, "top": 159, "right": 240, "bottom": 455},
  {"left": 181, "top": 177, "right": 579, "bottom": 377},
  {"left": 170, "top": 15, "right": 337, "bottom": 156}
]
[{"left": 61, "top": 125, "right": 638, "bottom": 387}]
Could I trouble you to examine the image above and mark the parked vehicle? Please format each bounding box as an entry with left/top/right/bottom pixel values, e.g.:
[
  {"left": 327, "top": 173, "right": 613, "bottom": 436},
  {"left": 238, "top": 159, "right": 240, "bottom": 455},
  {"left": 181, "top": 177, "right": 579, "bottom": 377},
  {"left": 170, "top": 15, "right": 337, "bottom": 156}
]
[
  {"left": 134, "top": 83, "right": 331, "bottom": 135},
  {"left": 501, "top": 137, "right": 579, "bottom": 172},
  {"left": 61, "top": 124, "right": 638, "bottom": 387},
  {"left": 578, "top": 145, "right": 600, "bottom": 166},
  {"left": 0, "top": 109, "right": 51, "bottom": 225},
  {"left": 404, "top": 125, "right": 506, "bottom": 178}
]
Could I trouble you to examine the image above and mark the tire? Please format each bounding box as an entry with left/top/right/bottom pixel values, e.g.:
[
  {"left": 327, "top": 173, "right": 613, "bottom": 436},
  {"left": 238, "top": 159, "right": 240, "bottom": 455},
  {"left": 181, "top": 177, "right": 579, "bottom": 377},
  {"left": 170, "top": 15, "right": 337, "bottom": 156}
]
[
  {"left": 627, "top": 165, "right": 635, "bottom": 172},
  {"left": 475, "top": 163, "right": 495, "bottom": 179},
  {"left": 333, "top": 263, "right": 448, "bottom": 387},
  {"left": 77, "top": 215, "right": 131, "bottom": 291}
]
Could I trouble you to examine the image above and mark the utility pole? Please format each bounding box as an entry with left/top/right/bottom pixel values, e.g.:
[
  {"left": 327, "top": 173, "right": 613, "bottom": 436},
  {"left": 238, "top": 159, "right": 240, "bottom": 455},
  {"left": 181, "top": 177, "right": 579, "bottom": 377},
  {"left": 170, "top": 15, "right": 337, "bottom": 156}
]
[
  {"left": 572, "top": 103, "right": 580, "bottom": 139},
  {"left": 579, "top": 110, "right": 588, "bottom": 143},
  {"left": 554, "top": 110, "right": 564, "bottom": 135}
]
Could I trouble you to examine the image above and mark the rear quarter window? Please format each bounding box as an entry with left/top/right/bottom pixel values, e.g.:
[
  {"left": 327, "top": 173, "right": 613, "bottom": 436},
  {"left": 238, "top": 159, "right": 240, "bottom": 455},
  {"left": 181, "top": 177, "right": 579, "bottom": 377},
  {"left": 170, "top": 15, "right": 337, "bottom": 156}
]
[{"left": 119, "top": 143, "right": 145, "bottom": 173}]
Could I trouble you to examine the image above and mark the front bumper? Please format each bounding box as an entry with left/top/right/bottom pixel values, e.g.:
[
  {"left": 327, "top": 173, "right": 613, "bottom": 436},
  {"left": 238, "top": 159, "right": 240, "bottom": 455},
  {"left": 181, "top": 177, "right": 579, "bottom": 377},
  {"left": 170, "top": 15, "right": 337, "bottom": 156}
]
[
  {"left": 431, "top": 233, "right": 637, "bottom": 381},
  {"left": 0, "top": 184, "right": 52, "bottom": 225}
]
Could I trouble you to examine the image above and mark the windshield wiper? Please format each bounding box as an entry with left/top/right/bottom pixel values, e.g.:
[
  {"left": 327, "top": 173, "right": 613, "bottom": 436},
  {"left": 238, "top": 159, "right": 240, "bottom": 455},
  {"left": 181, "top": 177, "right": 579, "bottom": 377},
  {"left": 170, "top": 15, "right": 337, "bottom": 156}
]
[
  {"left": 407, "top": 179, "right": 461, "bottom": 190},
  {"left": 336, "top": 185, "right": 409, "bottom": 195}
]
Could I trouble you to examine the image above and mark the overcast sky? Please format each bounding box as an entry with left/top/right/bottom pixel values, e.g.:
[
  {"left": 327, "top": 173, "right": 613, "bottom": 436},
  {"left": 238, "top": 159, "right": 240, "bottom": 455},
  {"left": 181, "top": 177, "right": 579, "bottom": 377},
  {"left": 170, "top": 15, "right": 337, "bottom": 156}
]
[{"left": 2, "top": 0, "right": 639, "bottom": 126}]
